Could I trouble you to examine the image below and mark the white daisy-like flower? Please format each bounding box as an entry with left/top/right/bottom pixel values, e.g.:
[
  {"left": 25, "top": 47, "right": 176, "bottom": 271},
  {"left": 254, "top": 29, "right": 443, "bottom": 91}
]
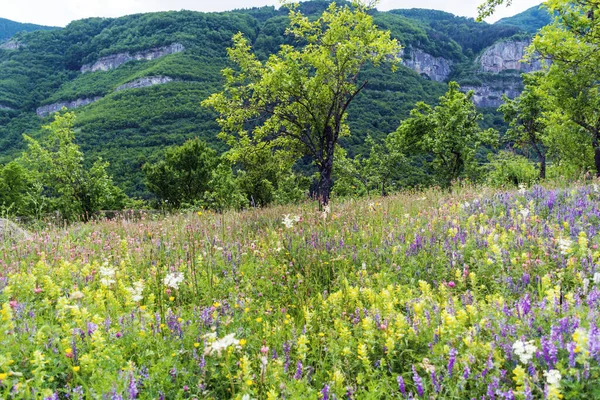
[
  {"left": 164, "top": 272, "right": 184, "bottom": 290},
  {"left": 512, "top": 340, "right": 537, "bottom": 364},
  {"left": 203, "top": 333, "right": 241, "bottom": 356},
  {"left": 98, "top": 265, "right": 116, "bottom": 286},
  {"left": 557, "top": 238, "right": 573, "bottom": 256},
  {"left": 544, "top": 369, "right": 562, "bottom": 386},
  {"left": 127, "top": 280, "right": 145, "bottom": 302}
]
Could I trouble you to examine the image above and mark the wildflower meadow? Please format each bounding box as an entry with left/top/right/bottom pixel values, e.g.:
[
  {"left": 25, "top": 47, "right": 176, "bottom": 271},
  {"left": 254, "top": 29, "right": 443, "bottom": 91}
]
[{"left": 2, "top": 183, "right": 600, "bottom": 399}]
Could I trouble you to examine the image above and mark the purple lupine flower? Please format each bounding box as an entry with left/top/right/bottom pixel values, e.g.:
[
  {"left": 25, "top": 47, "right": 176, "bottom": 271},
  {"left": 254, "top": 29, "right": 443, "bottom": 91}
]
[
  {"left": 294, "top": 361, "right": 303, "bottom": 380},
  {"left": 567, "top": 342, "right": 577, "bottom": 367},
  {"left": 283, "top": 342, "right": 291, "bottom": 373},
  {"left": 541, "top": 337, "right": 558, "bottom": 367},
  {"left": 412, "top": 365, "right": 424, "bottom": 397},
  {"left": 397, "top": 375, "right": 406, "bottom": 396},
  {"left": 431, "top": 371, "right": 441, "bottom": 393},
  {"left": 448, "top": 348, "right": 458, "bottom": 377},
  {"left": 127, "top": 373, "right": 138, "bottom": 399},
  {"left": 321, "top": 384, "right": 330, "bottom": 400},
  {"left": 523, "top": 382, "right": 533, "bottom": 400},
  {"left": 463, "top": 366, "right": 471, "bottom": 380},
  {"left": 111, "top": 390, "right": 123, "bottom": 400},
  {"left": 43, "top": 393, "right": 59, "bottom": 400},
  {"left": 87, "top": 322, "right": 98, "bottom": 336},
  {"left": 346, "top": 386, "right": 355, "bottom": 399}
]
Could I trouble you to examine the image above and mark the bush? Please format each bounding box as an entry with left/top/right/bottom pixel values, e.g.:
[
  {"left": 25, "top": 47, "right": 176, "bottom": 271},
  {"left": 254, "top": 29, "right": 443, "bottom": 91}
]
[{"left": 486, "top": 151, "right": 538, "bottom": 188}]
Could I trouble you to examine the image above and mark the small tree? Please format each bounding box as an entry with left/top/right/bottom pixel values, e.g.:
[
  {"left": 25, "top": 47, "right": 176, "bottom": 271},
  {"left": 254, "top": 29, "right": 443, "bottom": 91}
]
[
  {"left": 22, "top": 111, "right": 125, "bottom": 222},
  {"left": 144, "top": 138, "right": 218, "bottom": 208},
  {"left": 391, "top": 82, "right": 497, "bottom": 188},
  {"left": 499, "top": 74, "right": 548, "bottom": 179},
  {"left": 203, "top": 1, "right": 401, "bottom": 205}
]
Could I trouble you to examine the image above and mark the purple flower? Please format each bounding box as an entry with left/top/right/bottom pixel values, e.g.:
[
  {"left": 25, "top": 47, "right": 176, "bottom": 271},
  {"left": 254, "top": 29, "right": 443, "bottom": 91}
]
[
  {"left": 321, "top": 384, "right": 330, "bottom": 400},
  {"left": 294, "top": 361, "right": 303, "bottom": 380},
  {"left": 128, "top": 373, "right": 138, "bottom": 399},
  {"left": 412, "top": 365, "right": 424, "bottom": 397},
  {"left": 397, "top": 375, "right": 406, "bottom": 396},
  {"left": 448, "top": 348, "right": 458, "bottom": 377}
]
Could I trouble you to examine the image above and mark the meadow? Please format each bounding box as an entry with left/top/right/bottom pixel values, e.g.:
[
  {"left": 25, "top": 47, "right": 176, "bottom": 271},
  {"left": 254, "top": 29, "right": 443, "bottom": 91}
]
[{"left": 1, "top": 183, "right": 600, "bottom": 399}]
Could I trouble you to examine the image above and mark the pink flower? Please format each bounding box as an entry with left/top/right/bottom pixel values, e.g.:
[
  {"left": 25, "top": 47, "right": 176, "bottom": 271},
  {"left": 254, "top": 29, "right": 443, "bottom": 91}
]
[
  {"left": 34, "top": 287, "right": 43, "bottom": 294},
  {"left": 9, "top": 300, "right": 17, "bottom": 309},
  {"left": 447, "top": 281, "right": 456, "bottom": 288}
]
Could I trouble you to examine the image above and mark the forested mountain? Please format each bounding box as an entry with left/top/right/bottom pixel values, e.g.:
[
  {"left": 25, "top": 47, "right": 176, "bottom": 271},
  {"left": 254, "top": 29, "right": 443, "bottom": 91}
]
[
  {"left": 496, "top": 4, "right": 551, "bottom": 33},
  {"left": 0, "top": 1, "right": 546, "bottom": 196},
  {"left": 0, "top": 17, "right": 56, "bottom": 42}
]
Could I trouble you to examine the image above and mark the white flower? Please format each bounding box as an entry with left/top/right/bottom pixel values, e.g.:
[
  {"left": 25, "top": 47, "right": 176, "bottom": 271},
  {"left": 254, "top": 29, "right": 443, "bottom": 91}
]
[
  {"left": 98, "top": 265, "right": 116, "bottom": 286},
  {"left": 203, "top": 333, "right": 240, "bottom": 356},
  {"left": 164, "top": 272, "right": 184, "bottom": 290},
  {"left": 557, "top": 238, "right": 573, "bottom": 256},
  {"left": 127, "top": 280, "right": 145, "bottom": 302},
  {"left": 282, "top": 214, "right": 295, "bottom": 229},
  {"left": 520, "top": 208, "right": 530, "bottom": 218},
  {"left": 518, "top": 184, "right": 527, "bottom": 194},
  {"left": 512, "top": 340, "right": 537, "bottom": 364},
  {"left": 70, "top": 291, "right": 84, "bottom": 300},
  {"left": 593, "top": 272, "right": 600, "bottom": 285},
  {"left": 544, "top": 369, "right": 562, "bottom": 386}
]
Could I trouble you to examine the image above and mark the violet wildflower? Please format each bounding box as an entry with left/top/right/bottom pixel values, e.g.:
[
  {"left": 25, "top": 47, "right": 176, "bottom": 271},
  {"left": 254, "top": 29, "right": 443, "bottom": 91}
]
[
  {"left": 397, "top": 375, "right": 406, "bottom": 396},
  {"left": 412, "top": 365, "right": 424, "bottom": 397},
  {"left": 448, "top": 348, "right": 458, "bottom": 377}
]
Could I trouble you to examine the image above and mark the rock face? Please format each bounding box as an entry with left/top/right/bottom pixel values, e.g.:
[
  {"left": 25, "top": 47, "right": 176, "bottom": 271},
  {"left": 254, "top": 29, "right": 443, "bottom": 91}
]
[
  {"left": 401, "top": 48, "right": 452, "bottom": 82},
  {"left": 115, "top": 76, "right": 173, "bottom": 92},
  {"left": 0, "top": 39, "right": 23, "bottom": 50},
  {"left": 81, "top": 43, "right": 185, "bottom": 73},
  {"left": 0, "top": 104, "right": 14, "bottom": 111},
  {"left": 462, "top": 81, "right": 522, "bottom": 108},
  {"left": 0, "top": 218, "right": 30, "bottom": 242},
  {"left": 36, "top": 97, "right": 103, "bottom": 116},
  {"left": 479, "top": 40, "right": 542, "bottom": 73}
]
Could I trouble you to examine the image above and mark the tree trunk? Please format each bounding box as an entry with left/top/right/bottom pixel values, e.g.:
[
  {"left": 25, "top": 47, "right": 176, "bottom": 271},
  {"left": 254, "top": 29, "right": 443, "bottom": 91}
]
[
  {"left": 318, "top": 127, "right": 336, "bottom": 205},
  {"left": 539, "top": 155, "right": 546, "bottom": 180}
]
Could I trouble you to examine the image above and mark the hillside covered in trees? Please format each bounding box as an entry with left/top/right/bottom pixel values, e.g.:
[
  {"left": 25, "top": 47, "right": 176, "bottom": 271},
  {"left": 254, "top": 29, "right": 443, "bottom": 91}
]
[
  {"left": 0, "top": 1, "right": 548, "bottom": 196},
  {"left": 0, "top": 17, "right": 55, "bottom": 42}
]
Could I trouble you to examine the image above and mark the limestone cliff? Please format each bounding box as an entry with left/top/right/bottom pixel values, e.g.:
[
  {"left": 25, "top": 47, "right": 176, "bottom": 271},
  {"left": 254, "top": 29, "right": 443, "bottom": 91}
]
[
  {"left": 401, "top": 48, "right": 452, "bottom": 82},
  {"left": 0, "top": 39, "right": 23, "bottom": 50},
  {"left": 478, "top": 40, "right": 542, "bottom": 73},
  {"left": 37, "top": 76, "right": 175, "bottom": 116},
  {"left": 36, "top": 97, "right": 103, "bottom": 116},
  {"left": 462, "top": 80, "right": 522, "bottom": 108},
  {"left": 115, "top": 76, "right": 174, "bottom": 92},
  {"left": 81, "top": 43, "right": 185, "bottom": 73}
]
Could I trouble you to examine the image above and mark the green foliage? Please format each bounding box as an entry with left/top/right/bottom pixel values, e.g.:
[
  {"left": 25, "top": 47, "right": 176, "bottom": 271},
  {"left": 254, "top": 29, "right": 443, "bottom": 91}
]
[
  {"left": 486, "top": 150, "right": 539, "bottom": 187},
  {"left": 21, "top": 111, "right": 126, "bottom": 221},
  {"left": 203, "top": 1, "right": 401, "bottom": 204},
  {"left": 391, "top": 82, "right": 498, "bottom": 187},
  {"left": 0, "top": 17, "right": 55, "bottom": 41},
  {"left": 143, "top": 137, "right": 218, "bottom": 208},
  {"left": 495, "top": 4, "right": 552, "bottom": 33},
  {"left": 204, "top": 162, "right": 247, "bottom": 212},
  {"left": 0, "top": 161, "right": 35, "bottom": 217},
  {"left": 531, "top": 0, "right": 600, "bottom": 176},
  {"left": 499, "top": 73, "right": 548, "bottom": 178}
]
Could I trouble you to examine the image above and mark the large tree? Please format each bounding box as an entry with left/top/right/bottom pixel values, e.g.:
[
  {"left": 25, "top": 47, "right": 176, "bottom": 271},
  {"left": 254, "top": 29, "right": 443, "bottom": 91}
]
[
  {"left": 202, "top": 0, "right": 401, "bottom": 205},
  {"left": 499, "top": 74, "right": 548, "bottom": 179},
  {"left": 390, "top": 82, "right": 497, "bottom": 188},
  {"left": 530, "top": 0, "right": 600, "bottom": 176}
]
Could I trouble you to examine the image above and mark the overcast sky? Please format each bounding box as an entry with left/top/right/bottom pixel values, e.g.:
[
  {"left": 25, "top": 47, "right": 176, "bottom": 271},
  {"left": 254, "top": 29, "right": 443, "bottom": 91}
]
[{"left": 5, "top": 0, "right": 542, "bottom": 27}]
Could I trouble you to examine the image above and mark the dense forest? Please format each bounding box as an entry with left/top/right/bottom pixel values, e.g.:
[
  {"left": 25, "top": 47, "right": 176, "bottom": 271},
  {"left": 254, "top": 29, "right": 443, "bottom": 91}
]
[
  {"left": 0, "top": 1, "right": 548, "bottom": 199},
  {"left": 0, "top": 17, "right": 55, "bottom": 41}
]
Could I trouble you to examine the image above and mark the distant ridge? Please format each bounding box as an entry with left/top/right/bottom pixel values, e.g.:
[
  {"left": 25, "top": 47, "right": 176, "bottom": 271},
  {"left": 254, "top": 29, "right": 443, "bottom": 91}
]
[
  {"left": 495, "top": 4, "right": 552, "bottom": 33},
  {"left": 0, "top": 17, "right": 56, "bottom": 42}
]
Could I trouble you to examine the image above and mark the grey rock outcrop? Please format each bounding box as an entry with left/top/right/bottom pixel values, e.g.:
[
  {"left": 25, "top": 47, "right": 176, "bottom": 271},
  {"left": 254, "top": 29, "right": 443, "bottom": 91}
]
[
  {"left": 36, "top": 97, "right": 103, "bottom": 116},
  {"left": 401, "top": 48, "right": 452, "bottom": 82},
  {"left": 462, "top": 81, "right": 522, "bottom": 108},
  {"left": 0, "top": 39, "right": 23, "bottom": 50},
  {"left": 479, "top": 40, "right": 543, "bottom": 73},
  {"left": 0, "top": 104, "right": 14, "bottom": 111},
  {"left": 115, "top": 76, "right": 173, "bottom": 92},
  {"left": 0, "top": 219, "right": 30, "bottom": 242},
  {"left": 81, "top": 43, "right": 185, "bottom": 73}
]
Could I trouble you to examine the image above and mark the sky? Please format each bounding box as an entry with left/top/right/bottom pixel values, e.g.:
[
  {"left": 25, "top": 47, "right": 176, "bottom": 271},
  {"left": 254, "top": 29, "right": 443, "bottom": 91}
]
[{"left": 4, "top": 0, "right": 542, "bottom": 27}]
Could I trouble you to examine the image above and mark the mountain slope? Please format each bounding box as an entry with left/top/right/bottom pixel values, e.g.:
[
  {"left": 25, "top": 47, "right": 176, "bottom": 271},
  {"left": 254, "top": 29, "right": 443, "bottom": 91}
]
[
  {"left": 0, "top": 2, "right": 531, "bottom": 196},
  {"left": 495, "top": 4, "right": 552, "bottom": 33},
  {"left": 0, "top": 17, "right": 56, "bottom": 42}
]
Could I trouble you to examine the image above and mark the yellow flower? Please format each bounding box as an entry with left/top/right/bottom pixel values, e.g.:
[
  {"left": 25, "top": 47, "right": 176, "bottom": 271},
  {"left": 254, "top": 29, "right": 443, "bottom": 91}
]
[
  {"left": 169, "top": 296, "right": 175, "bottom": 302},
  {"left": 72, "top": 366, "right": 80, "bottom": 372},
  {"left": 213, "top": 302, "right": 221, "bottom": 308},
  {"left": 256, "top": 317, "right": 263, "bottom": 323},
  {"left": 239, "top": 339, "right": 247, "bottom": 347},
  {"left": 246, "top": 379, "right": 253, "bottom": 386},
  {"left": 0, "top": 373, "right": 7, "bottom": 380},
  {"left": 194, "top": 343, "right": 200, "bottom": 348},
  {"left": 197, "top": 211, "right": 203, "bottom": 217}
]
